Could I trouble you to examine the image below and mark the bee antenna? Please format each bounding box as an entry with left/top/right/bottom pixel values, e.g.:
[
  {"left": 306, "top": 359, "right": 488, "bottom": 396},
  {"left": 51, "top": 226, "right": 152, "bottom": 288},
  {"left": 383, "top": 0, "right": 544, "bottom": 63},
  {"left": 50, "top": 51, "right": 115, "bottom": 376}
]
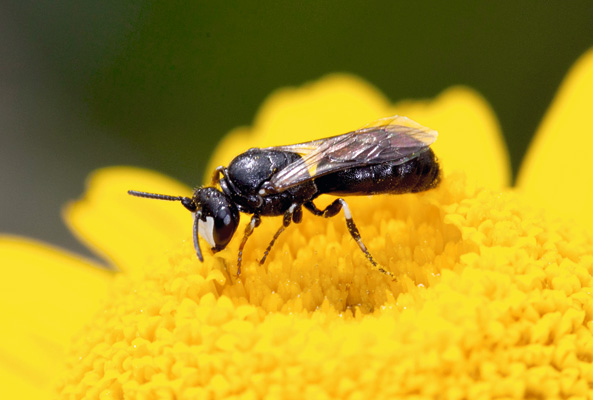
[
  {"left": 127, "top": 190, "right": 184, "bottom": 202},
  {"left": 127, "top": 190, "right": 198, "bottom": 213},
  {"left": 128, "top": 189, "right": 203, "bottom": 261},
  {"left": 193, "top": 210, "right": 204, "bottom": 262}
]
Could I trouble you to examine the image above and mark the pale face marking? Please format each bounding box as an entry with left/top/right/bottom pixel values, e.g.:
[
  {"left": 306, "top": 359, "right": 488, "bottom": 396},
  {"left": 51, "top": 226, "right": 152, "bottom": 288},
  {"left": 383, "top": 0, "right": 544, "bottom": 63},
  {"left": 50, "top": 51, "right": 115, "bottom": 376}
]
[{"left": 194, "top": 213, "right": 216, "bottom": 249}]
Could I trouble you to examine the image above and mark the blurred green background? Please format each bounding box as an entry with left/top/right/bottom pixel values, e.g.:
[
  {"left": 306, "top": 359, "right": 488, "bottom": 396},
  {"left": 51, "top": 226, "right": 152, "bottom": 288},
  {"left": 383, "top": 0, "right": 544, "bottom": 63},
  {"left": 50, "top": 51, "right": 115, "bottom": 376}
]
[{"left": 2, "top": 1, "right": 593, "bottom": 257}]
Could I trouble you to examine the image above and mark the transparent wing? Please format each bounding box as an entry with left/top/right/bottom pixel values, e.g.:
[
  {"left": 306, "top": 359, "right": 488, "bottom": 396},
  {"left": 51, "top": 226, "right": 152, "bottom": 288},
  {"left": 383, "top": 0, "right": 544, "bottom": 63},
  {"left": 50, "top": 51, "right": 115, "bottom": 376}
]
[{"left": 265, "top": 115, "right": 438, "bottom": 193}]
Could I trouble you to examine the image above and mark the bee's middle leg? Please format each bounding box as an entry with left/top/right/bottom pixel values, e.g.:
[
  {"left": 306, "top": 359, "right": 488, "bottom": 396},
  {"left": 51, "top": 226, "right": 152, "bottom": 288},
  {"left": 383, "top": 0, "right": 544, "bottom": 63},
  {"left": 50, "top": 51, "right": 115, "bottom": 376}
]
[{"left": 259, "top": 204, "right": 302, "bottom": 265}]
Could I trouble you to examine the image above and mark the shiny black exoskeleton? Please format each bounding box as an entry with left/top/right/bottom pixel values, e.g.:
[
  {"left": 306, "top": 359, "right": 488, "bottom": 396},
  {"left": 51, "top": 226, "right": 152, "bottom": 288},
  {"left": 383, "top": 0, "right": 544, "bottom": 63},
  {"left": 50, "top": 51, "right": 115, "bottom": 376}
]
[{"left": 128, "top": 115, "right": 441, "bottom": 278}]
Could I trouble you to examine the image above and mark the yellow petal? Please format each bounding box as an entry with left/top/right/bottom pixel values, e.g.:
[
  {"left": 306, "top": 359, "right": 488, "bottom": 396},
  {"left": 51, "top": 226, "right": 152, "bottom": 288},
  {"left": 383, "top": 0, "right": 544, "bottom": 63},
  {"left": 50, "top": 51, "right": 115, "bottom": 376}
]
[
  {"left": 64, "top": 166, "right": 193, "bottom": 274},
  {"left": 517, "top": 48, "right": 593, "bottom": 227},
  {"left": 206, "top": 76, "right": 510, "bottom": 189},
  {"left": 0, "top": 236, "right": 111, "bottom": 399},
  {"left": 392, "top": 86, "right": 511, "bottom": 188}
]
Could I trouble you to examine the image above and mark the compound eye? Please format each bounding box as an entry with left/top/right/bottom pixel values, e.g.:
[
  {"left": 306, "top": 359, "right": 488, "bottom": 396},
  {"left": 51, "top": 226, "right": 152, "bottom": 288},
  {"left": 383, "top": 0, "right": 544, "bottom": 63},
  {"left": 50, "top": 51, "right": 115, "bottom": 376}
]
[{"left": 212, "top": 206, "right": 239, "bottom": 250}]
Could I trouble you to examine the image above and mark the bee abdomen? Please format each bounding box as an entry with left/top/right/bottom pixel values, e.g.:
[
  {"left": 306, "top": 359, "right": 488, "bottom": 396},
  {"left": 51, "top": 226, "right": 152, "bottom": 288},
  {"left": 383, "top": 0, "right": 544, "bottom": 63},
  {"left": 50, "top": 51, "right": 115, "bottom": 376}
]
[{"left": 313, "top": 149, "right": 440, "bottom": 196}]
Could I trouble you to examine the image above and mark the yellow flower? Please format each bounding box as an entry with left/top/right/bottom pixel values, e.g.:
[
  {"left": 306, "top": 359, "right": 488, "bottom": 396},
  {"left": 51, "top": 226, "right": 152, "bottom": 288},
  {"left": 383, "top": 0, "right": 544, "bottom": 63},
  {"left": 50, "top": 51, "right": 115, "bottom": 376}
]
[{"left": 3, "top": 48, "right": 593, "bottom": 399}]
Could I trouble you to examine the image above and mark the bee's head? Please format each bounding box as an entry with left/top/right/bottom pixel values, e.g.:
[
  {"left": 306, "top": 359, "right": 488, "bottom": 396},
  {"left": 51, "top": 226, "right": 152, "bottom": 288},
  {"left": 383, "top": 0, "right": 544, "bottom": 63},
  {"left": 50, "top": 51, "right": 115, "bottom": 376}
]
[{"left": 127, "top": 187, "right": 240, "bottom": 261}]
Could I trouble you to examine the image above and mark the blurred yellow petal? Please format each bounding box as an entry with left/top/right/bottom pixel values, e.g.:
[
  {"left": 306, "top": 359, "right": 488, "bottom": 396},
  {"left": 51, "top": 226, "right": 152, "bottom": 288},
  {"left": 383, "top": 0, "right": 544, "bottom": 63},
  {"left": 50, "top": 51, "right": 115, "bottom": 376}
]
[
  {"left": 207, "top": 76, "right": 510, "bottom": 189},
  {"left": 517, "top": 47, "right": 593, "bottom": 227},
  {"left": 64, "top": 166, "right": 192, "bottom": 274},
  {"left": 0, "top": 236, "right": 111, "bottom": 399},
  {"left": 392, "top": 86, "right": 511, "bottom": 188}
]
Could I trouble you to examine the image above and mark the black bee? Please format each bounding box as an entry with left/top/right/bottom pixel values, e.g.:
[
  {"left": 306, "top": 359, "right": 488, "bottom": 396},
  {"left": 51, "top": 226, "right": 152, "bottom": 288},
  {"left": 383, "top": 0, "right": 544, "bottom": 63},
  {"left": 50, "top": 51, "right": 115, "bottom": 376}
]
[{"left": 128, "top": 115, "right": 440, "bottom": 278}]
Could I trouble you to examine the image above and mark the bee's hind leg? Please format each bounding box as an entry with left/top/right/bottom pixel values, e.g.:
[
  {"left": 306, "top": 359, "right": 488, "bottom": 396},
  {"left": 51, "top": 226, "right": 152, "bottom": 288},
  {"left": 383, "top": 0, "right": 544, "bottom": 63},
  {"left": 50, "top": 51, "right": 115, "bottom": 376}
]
[{"left": 304, "top": 199, "right": 396, "bottom": 280}]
